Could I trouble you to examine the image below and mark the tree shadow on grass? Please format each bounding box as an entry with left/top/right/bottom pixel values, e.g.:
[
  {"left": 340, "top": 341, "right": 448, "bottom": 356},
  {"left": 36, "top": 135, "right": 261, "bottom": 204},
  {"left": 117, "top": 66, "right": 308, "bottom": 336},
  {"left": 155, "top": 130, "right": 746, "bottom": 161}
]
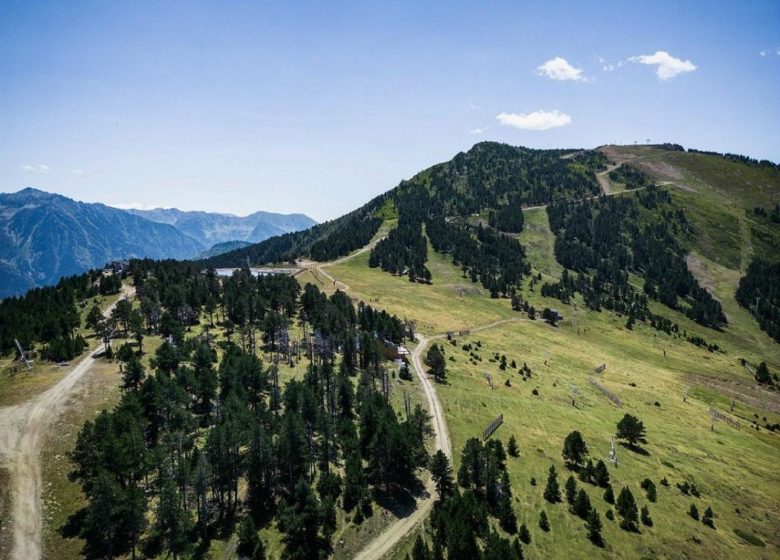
[
  {"left": 59, "top": 507, "right": 86, "bottom": 539},
  {"left": 618, "top": 442, "right": 650, "bottom": 456},
  {"left": 371, "top": 476, "right": 428, "bottom": 520}
]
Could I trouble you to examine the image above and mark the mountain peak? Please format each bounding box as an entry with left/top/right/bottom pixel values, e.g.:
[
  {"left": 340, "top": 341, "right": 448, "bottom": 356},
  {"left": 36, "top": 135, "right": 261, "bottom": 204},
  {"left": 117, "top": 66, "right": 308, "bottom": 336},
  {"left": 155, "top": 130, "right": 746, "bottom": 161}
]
[{"left": 4, "top": 187, "right": 58, "bottom": 201}]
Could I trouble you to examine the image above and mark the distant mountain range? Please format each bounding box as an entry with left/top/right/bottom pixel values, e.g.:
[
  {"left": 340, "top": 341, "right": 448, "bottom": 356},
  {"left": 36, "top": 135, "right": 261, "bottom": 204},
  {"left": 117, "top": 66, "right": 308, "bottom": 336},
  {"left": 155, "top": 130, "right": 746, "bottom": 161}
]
[
  {"left": 0, "top": 188, "right": 315, "bottom": 298},
  {"left": 127, "top": 207, "right": 315, "bottom": 249}
]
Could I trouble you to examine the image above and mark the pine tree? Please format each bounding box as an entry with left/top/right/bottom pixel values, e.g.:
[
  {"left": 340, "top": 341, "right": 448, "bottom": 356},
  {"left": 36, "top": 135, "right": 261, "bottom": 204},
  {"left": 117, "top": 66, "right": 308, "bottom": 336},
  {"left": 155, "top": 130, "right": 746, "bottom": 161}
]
[
  {"left": 279, "top": 479, "right": 325, "bottom": 560},
  {"left": 616, "top": 486, "right": 638, "bottom": 531},
  {"left": 499, "top": 489, "right": 518, "bottom": 534},
  {"left": 507, "top": 435, "right": 520, "bottom": 457},
  {"left": 121, "top": 355, "right": 145, "bottom": 392},
  {"left": 641, "top": 478, "right": 657, "bottom": 502},
  {"left": 689, "top": 503, "right": 699, "bottom": 521},
  {"left": 512, "top": 537, "right": 524, "bottom": 559},
  {"left": 86, "top": 303, "right": 104, "bottom": 332},
  {"left": 518, "top": 522, "right": 531, "bottom": 544},
  {"left": 702, "top": 506, "right": 715, "bottom": 528},
  {"left": 755, "top": 362, "right": 772, "bottom": 385},
  {"left": 565, "top": 475, "right": 577, "bottom": 505},
  {"left": 587, "top": 508, "right": 603, "bottom": 546},
  {"left": 640, "top": 505, "right": 653, "bottom": 527},
  {"left": 615, "top": 414, "right": 647, "bottom": 448},
  {"left": 593, "top": 460, "right": 610, "bottom": 487},
  {"left": 412, "top": 534, "right": 431, "bottom": 560},
  {"left": 603, "top": 485, "right": 615, "bottom": 504},
  {"left": 562, "top": 430, "right": 589, "bottom": 467},
  {"left": 574, "top": 489, "right": 592, "bottom": 519},
  {"left": 539, "top": 510, "right": 550, "bottom": 532},
  {"left": 544, "top": 465, "right": 561, "bottom": 503},
  {"left": 237, "top": 517, "right": 261, "bottom": 559},
  {"left": 429, "top": 450, "right": 454, "bottom": 500},
  {"left": 129, "top": 309, "right": 145, "bottom": 353},
  {"left": 579, "top": 459, "right": 595, "bottom": 484},
  {"left": 343, "top": 451, "right": 365, "bottom": 512},
  {"left": 425, "top": 344, "right": 447, "bottom": 381},
  {"left": 155, "top": 476, "right": 192, "bottom": 559}
]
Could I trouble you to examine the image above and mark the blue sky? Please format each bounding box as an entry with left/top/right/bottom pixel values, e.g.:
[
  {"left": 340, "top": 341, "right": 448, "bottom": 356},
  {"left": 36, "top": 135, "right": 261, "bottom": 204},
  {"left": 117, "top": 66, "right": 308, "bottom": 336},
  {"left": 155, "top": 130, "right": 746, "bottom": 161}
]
[{"left": 1, "top": 1, "right": 778, "bottom": 221}]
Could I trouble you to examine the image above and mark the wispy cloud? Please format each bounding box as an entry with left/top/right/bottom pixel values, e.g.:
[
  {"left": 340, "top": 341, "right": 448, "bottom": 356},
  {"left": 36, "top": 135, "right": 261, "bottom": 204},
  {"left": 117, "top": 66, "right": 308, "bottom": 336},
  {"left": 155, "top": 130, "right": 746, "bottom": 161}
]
[
  {"left": 22, "top": 163, "right": 50, "bottom": 174},
  {"left": 71, "top": 168, "right": 84, "bottom": 176},
  {"left": 496, "top": 110, "right": 572, "bottom": 131},
  {"left": 758, "top": 48, "right": 780, "bottom": 57},
  {"left": 469, "top": 103, "right": 482, "bottom": 112},
  {"left": 597, "top": 55, "right": 625, "bottom": 72},
  {"left": 109, "top": 202, "right": 169, "bottom": 211},
  {"left": 469, "top": 127, "right": 487, "bottom": 135},
  {"left": 628, "top": 51, "right": 696, "bottom": 80},
  {"left": 536, "top": 57, "right": 586, "bottom": 81}
]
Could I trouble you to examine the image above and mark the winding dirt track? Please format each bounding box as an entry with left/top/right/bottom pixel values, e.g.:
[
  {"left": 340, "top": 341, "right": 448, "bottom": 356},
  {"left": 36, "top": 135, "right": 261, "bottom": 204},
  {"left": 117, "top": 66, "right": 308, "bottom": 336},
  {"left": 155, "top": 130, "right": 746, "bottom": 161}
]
[
  {"left": 352, "top": 332, "right": 448, "bottom": 560},
  {"left": 312, "top": 236, "right": 532, "bottom": 559},
  {"left": 0, "top": 285, "right": 133, "bottom": 560}
]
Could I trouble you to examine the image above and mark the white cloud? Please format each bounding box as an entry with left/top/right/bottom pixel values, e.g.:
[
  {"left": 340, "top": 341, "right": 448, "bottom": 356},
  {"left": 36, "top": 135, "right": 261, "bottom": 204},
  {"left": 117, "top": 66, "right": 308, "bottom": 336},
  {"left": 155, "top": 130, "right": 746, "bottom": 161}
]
[
  {"left": 496, "top": 110, "right": 572, "bottom": 131},
  {"left": 536, "top": 57, "right": 585, "bottom": 81},
  {"left": 71, "top": 168, "right": 84, "bottom": 176},
  {"left": 469, "top": 103, "right": 482, "bottom": 112},
  {"left": 760, "top": 50, "right": 768, "bottom": 57},
  {"left": 22, "top": 163, "right": 50, "bottom": 174},
  {"left": 469, "top": 127, "right": 487, "bottom": 135},
  {"left": 629, "top": 51, "right": 696, "bottom": 80}
]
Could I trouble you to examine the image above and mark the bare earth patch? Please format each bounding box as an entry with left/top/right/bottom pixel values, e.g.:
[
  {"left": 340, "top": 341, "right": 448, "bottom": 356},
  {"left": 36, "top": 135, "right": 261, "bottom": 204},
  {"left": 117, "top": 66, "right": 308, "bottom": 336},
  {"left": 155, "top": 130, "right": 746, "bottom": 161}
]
[
  {"left": 686, "top": 253, "right": 726, "bottom": 310},
  {"left": 635, "top": 159, "right": 685, "bottom": 182}
]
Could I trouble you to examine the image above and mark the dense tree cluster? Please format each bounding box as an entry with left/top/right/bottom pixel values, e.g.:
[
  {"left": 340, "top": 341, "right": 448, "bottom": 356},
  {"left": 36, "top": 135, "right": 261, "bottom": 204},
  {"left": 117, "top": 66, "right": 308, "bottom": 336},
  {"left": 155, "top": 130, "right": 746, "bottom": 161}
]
[
  {"left": 544, "top": 187, "right": 726, "bottom": 331},
  {"left": 608, "top": 164, "right": 653, "bottom": 190},
  {"left": 653, "top": 143, "right": 685, "bottom": 152},
  {"left": 66, "top": 263, "right": 428, "bottom": 560},
  {"left": 201, "top": 202, "right": 385, "bottom": 268},
  {"left": 369, "top": 217, "right": 431, "bottom": 282},
  {"left": 736, "top": 258, "right": 780, "bottom": 342},
  {"left": 751, "top": 204, "right": 780, "bottom": 224},
  {"left": 488, "top": 197, "right": 524, "bottom": 233},
  {"left": 0, "top": 269, "right": 102, "bottom": 359},
  {"left": 409, "top": 438, "right": 524, "bottom": 559},
  {"left": 427, "top": 219, "right": 530, "bottom": 297},
  {"left": 431, "top": 143, "right": 603, "bottom": 215}
]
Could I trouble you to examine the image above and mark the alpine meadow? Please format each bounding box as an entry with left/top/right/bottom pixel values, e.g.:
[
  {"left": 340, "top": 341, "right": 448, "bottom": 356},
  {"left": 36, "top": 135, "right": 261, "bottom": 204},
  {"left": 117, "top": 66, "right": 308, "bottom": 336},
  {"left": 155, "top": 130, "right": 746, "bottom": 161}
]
[{"left": 1, "top": 3, "right": 779, "bottom": 560}]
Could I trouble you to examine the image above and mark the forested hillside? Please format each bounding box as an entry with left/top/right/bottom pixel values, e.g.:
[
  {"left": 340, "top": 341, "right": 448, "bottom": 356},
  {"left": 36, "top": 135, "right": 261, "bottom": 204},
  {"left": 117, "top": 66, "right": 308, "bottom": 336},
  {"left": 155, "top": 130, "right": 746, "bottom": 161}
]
[
  {"left": 64, "top": 260, "right": 429, "bottom": 559},
  {"left": 543, "top": 186, "right": 726, "bottom": 333},
  {"left": 202, "top": 143, "right": 604, "bottom": 271}
]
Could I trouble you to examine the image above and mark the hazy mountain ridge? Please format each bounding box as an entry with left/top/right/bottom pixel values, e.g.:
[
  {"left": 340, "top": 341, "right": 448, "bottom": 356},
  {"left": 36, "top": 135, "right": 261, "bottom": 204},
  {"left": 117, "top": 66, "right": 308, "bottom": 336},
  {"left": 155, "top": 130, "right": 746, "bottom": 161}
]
[
  {"left": 0, "top": 188, "right": 205, "bottom": 298},
  {"left": 0, "top": 189, "right": 316, "bottom": 298},
  {"left": 127, "top": 207, "right": 316, "bottom": 248},
  {"left": 197, "top": 239, "right": 253, "bottom": 259}
]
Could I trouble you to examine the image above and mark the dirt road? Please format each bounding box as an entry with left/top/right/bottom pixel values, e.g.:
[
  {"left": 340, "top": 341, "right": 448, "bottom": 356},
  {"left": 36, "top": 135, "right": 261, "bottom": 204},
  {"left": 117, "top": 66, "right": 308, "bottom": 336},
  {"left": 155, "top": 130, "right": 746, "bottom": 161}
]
[
  {"left": 0, "top": 284, "right": 133, "bottom": 560},
  {"left": 353, "top": 319, "right": 527, "bottom": 560},
  {"left": 353, "top": 332, "right": 449, "bottom": 560},
  {"left": 595, "top": 163, "right": 620, "bottom": 195}
]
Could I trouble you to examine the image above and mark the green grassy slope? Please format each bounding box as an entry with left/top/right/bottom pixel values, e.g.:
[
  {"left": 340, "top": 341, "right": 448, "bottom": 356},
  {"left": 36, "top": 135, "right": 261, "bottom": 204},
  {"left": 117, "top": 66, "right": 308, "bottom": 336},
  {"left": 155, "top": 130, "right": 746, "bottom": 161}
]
[{"left": 319, "top": 146, "right": 780, "bottom": 559}]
